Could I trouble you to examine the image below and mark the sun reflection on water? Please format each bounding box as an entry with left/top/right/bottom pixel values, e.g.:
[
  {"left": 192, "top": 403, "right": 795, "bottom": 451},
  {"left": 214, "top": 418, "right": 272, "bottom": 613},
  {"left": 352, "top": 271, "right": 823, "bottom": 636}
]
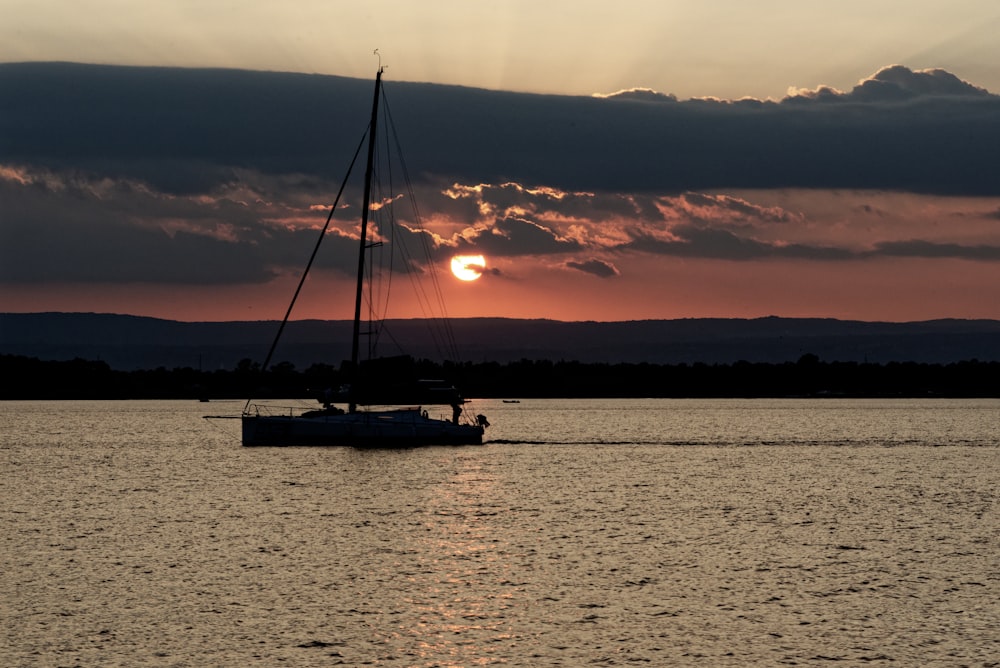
[{"left": 391, "top": 456, "right": 529, "bottom": 664}]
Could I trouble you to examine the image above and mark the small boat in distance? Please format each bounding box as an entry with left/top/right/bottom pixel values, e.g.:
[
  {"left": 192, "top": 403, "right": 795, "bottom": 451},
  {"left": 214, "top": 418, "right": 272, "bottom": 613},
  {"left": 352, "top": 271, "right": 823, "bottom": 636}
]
[{"left": 241, "top": 64, "right": 487, "bottom": 447}]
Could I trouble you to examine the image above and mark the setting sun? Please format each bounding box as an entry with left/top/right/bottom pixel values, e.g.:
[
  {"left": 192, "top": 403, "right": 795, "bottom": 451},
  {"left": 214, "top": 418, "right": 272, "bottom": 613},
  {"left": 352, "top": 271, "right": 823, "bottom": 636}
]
[{"left": 450, "top": 255, "right": 486, "bottom": 281}]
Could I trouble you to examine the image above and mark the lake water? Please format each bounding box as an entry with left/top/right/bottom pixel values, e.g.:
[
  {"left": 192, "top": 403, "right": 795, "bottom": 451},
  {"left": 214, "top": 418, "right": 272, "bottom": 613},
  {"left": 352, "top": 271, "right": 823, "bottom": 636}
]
[{"left": 3, "top": 398, "right": 998, "bottom": 666}]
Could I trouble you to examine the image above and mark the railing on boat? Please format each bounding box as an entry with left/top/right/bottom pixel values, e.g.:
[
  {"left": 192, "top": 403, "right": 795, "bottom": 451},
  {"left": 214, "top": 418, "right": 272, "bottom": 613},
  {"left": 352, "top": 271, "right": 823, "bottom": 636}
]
[{"left": 243, "top": 403, "right": 302, "bottom": 418}]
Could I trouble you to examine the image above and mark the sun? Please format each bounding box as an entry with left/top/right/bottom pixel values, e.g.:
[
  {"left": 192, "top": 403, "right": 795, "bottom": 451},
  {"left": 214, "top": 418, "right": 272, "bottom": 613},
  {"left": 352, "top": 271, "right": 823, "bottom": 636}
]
[{"left": 450, "top": 254, "right": 486, "bottom": 281}]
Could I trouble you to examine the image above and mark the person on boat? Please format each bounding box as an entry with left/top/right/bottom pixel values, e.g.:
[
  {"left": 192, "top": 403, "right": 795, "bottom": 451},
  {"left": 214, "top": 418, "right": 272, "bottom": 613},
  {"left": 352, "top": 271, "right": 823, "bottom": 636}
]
[
  {"left": 476, "top": 414, "right": 490, "bottom": 428},
  {"left": 451, "top": 402, "right": 462, "bottom": 424}
]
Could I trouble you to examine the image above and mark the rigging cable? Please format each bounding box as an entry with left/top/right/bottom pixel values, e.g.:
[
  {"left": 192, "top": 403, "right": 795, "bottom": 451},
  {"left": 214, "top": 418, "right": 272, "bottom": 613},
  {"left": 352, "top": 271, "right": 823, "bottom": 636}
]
[
  {"left": 244, "top": 130, "right": 368, "bottom": 414},
  {"left": 380, "top": 88, "right": 464, "bottom": 362}
]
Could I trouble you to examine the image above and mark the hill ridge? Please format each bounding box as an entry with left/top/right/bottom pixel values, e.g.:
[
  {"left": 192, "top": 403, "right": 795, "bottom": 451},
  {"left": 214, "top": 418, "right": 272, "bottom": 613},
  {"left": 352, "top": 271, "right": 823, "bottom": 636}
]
[{"left": 3, "top": 312, "right": 1000, "bottom": 370}]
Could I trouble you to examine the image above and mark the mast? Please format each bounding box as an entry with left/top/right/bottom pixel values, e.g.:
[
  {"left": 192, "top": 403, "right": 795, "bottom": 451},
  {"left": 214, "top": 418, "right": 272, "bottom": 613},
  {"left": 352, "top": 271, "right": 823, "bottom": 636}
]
[{"left": 349, "top": 66, "right": 384, "bottom": 413}]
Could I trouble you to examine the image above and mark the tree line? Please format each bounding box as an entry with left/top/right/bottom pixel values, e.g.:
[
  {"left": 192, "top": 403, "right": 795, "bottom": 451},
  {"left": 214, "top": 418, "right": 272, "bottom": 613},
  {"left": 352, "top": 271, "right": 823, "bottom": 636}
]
[{"left": 2, "top": 353, "right": 999, "bottom": 400}]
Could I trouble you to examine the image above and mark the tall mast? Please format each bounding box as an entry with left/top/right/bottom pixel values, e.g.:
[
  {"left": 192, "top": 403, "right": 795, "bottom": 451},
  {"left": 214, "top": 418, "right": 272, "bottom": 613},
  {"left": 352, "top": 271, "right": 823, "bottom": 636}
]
[{"left": 349, "top": 66, "right": 383, "bottom": 413}]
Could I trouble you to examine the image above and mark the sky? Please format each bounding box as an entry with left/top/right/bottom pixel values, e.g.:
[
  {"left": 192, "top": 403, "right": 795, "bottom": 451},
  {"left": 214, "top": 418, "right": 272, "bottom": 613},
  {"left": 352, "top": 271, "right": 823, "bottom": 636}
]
[{"left": 2, "top": 1, "right": 1000, "bottom": 323}]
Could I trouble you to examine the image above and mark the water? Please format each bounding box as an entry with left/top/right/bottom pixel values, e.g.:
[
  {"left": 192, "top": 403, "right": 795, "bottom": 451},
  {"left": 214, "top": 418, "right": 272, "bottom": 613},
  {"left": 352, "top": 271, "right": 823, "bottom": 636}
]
[{"left": 3, "top": 398, "right": 998, "bottom": 666}]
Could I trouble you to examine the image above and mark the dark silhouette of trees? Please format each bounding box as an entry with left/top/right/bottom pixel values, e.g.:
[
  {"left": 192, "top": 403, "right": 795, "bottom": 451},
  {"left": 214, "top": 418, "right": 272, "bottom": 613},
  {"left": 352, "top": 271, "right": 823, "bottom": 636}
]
[{"left": 2, "top": 353, "right": 998, "bottom": 400}]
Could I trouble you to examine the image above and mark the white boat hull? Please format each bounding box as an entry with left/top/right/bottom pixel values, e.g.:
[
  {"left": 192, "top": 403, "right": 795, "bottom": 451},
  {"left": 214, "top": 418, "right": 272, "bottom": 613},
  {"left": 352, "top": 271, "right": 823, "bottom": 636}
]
[{"left": 242, "top": 407, "right": 483, "bottom": 447}]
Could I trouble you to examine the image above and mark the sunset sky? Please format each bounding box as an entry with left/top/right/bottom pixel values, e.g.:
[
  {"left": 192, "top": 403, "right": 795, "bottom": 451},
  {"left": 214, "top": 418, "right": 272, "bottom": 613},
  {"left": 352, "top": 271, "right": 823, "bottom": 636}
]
[{"left": 2, "top": 1, "right": 1000, "bottom": 323}]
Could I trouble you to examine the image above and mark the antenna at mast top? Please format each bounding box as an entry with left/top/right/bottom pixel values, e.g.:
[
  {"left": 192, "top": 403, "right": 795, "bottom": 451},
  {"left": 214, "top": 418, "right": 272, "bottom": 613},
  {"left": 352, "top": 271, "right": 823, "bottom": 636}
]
[{"left": 374, "top": 48, "right": 385, "bottom": 73}]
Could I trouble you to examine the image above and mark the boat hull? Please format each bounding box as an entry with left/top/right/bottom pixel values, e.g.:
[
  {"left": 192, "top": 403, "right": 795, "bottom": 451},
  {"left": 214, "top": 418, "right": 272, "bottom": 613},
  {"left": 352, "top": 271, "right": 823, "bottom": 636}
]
[{"left": 241, "top": 408, "right": 484, "bottom": 447}]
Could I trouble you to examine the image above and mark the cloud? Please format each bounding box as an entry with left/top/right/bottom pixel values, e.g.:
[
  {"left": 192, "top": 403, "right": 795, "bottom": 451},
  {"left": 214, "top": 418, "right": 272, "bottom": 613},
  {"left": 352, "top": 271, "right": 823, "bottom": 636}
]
[
  {"left": 871, "top": 240, "right": 1000, "bottom": 261},
  {"left": 0, "top": 163, "right": 364, "bottom": 284},
  {"left": 624, "top": 224, "right": 853, "bottom": 261},
  {"left": 786, "top": 65, "right": 991, "bottom": 103},
  {"left": 616, "top": 212, "right": 1000, "bottom": 264},
  {"left": 592, "top": 88, "right": 678, "bottom": 103},
  {"left": 566, "top": 259, "right": 620, "bottom": 278},
  {"left": 2, "top": 62, "right": 1000, "bottom": 295},
  {"left": 442, "top": 181, "right": 595, "bottom": 222},
  {"left": 2, "top": 62, "right": 998, "bottom": 198},
  {"left": 456, "top": 216, "right": 583, "bottom": 257},
  {"left": 666, "top": 193, "right": 803, "bottom": 226}
]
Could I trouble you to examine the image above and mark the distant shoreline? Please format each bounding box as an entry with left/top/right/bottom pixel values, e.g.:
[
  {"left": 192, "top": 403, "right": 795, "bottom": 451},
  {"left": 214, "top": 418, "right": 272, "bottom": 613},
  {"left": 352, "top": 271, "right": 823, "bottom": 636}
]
[{"left": 3, "top": 354, "right": 998, "bottom": 400}]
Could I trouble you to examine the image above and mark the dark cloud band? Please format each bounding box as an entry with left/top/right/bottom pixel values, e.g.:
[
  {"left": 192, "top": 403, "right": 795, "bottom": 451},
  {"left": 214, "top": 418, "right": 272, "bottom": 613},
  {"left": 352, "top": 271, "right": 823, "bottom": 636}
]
[{"left": 2, "top": 62, "right": 998, "bottom": 197}]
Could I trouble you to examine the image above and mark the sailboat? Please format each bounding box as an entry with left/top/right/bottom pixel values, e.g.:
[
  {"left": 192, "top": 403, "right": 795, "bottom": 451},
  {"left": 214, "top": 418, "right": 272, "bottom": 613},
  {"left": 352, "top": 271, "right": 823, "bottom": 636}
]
[{"left": 240, "top": 65, "right": 488, "bottom": 447}]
